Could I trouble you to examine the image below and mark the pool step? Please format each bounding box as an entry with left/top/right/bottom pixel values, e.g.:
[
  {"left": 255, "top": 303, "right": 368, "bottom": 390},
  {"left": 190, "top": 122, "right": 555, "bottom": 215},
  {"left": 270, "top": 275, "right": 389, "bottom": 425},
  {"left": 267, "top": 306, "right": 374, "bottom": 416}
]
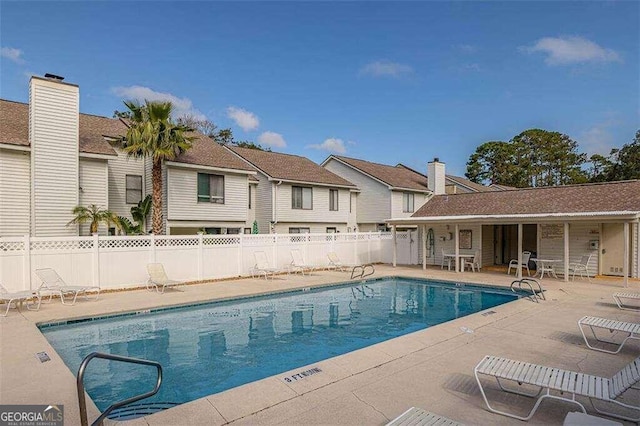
[{"left": 107, "top": 402, "right": 180, "bottom": 420}]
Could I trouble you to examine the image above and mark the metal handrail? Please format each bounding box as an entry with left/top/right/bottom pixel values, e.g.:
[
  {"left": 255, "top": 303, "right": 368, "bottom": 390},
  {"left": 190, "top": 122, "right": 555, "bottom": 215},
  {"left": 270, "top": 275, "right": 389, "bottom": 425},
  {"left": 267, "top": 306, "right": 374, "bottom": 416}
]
[
  {"left": 510, "top": 278, "right": 545, "bottom": 302},
  {"left": 77, "top": 352, "right": 163, "bottom": 426},
  {"left": 350, "top": 264, "right": 375, "bottom": 280}
]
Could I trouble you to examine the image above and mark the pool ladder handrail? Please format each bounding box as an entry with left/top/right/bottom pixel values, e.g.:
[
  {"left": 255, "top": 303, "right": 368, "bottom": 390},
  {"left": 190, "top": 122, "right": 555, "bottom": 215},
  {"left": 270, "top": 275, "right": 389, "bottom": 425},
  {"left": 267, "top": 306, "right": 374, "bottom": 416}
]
[
  {"left": 510, "top": 278, "right": 546, "bottom": 303},
  {"left": 350, "top": 264, "right": 375, "bottom": 280},
  {"left": 77, "top": 352, "right": 163, "bottom": 426}
]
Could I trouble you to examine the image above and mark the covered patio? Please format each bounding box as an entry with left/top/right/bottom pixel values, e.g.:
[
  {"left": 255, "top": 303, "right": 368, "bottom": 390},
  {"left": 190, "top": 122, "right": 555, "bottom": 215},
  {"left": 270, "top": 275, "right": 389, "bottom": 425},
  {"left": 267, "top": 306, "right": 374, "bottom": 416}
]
[{"left": 387, "top": 181, "right": 640, "bottom": 287}]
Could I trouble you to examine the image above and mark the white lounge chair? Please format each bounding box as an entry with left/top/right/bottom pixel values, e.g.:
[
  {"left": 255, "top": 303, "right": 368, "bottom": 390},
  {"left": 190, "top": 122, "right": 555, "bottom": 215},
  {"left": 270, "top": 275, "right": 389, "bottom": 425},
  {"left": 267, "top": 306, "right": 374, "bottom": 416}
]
[
  {"left": 569, "top": 254, "right": 593, "bottom": 282},
  {"left": 463, "top": 250, "right": 481, "bottom": 273},
  {"left": 327, "top": 252, "right": 347, "bottom": 271},
  {"left": 507, "top": 251, "right": 531, "bottom": 276},
  {"left": 290, "top": 249, "right": 316, "bottom": 276},
  {"left": 613, "top": 292, "right": 640, "bottom": 312},
  {"left": 252, "top": 251, "right": 279, "bottom": 280},
  {"left": 35, "top": 268, "right": 100, "bottom": 305},
  {"left": 387, "top": 407, "right": 463, "bottom": 425},
  {"left": 147, "top": 263, "right": 184, "bottom": 294},
  {"left": 0, "top": 285, "right": 41, "bottom": 317},
  {"left": 578, "top": 316, "right": 639, "bottom": 354},
  {"left": 474, "top": 354, "right": 640, "bottom": 422}
]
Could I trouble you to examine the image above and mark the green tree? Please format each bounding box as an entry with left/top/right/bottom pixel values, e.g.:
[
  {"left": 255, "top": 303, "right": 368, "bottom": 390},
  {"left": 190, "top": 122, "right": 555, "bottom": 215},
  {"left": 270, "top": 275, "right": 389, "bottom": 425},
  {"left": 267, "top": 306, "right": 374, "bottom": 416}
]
[
  {"left": 586, "top": 154, "right": 613, "bottom": 182},
  {"left": 607, "top": 130, "right": 640, "bottom": 181},
  {"left": 119, "top": 100, "right": 194, "bottom": 234},
  {"left": 131, "top": 194, "right": 152, "bottom": 233},
  {"left": 466, "top": 129, "right": 588, "bottom": 187},
  {"left": 67, "top": 205, "right": 120, "bottom": 234},
  {"left": 177, "top": 115, "right": 218, "bottom": 139}
]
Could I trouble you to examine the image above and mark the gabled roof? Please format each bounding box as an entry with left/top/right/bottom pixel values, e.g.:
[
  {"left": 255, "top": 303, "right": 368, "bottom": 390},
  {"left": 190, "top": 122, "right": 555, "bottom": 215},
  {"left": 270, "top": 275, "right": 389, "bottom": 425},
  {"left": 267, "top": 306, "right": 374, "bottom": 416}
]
[
  {"left": 227, "top": 146, "right": 357, "bottom": 188},
  {"left": 443, "top": 174, "right": 496, "bottom": 193},
  {"left": 0, "top": 99, "right": 119, "bottom": 156},
  {"left": 325, "top": 155, "right": 429, "bottom": 191},
  {"left": 172, "top": 134, "right": 256, "bottom": 172},
  {"left": 404, "top": 180, "right": 640, "bottom": 219}
]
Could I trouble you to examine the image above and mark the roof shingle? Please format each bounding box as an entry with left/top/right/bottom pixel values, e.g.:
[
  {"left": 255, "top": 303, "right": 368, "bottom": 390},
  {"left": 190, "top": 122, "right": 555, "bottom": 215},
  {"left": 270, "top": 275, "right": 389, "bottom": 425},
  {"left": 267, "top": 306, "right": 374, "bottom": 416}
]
[
  {"left": 173, "top": 135, "right": 256, "bottom": 172},
  {"left": 331, "top": 156, "right": 428, "bottom": 191},
  {"left": 411, "top": 180, "right": 640, "bottom": 217},
  {"left": 229, "top": 147, "right": 356, "bottom": 187}
]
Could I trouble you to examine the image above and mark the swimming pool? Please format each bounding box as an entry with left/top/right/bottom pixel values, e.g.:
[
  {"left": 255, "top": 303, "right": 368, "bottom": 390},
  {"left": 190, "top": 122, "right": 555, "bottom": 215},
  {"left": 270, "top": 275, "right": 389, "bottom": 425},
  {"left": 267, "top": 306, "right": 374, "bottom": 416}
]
[{"left": 40, "top": 277, "right": 519, "bottom": 414}]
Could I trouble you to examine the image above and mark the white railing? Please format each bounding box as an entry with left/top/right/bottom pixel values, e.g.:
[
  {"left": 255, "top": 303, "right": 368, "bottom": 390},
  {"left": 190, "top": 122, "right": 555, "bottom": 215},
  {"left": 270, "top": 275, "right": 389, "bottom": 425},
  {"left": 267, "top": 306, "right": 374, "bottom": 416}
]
[{"left": 0, "top": 232, "right": 413, "bottom": 292}]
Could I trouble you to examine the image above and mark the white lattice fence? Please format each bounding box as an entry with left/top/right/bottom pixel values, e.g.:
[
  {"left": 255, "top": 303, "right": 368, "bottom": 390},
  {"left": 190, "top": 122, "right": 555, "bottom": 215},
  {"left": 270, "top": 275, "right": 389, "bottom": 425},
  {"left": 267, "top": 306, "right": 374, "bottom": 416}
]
[{"left": 0, "top": 232, "right": 410, "bottom": 292}]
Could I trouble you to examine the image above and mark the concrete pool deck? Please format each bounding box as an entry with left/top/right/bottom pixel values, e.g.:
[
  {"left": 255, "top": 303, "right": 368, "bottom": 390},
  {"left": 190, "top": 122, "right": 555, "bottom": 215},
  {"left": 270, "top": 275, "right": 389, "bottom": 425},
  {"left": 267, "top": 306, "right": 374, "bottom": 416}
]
[{"left": 1, "top": 266, "right": 638, "bottom": 425}]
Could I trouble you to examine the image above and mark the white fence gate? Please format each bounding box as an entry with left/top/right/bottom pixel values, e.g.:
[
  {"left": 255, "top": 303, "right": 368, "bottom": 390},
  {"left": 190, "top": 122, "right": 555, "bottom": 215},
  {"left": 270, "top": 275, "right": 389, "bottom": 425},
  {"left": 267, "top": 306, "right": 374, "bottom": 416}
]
[{"left": 0, "top": 232, "right": 414, "bottom": 292}]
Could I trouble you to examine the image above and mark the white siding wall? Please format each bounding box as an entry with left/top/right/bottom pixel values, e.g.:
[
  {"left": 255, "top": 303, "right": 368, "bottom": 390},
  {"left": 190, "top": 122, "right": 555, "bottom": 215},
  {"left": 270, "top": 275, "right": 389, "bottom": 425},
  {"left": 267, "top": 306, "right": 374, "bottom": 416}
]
[
  {"left": 30, "top": 78, "right": 79, "bottom": 237},
  {"left": 0, "top": 148, "right": 31, "bottom": 236},
  {"left": 323, "top": 159, "right": 390, "bottom": 225},
  {"left": 538, "top": 223, "right": 600, "bottom": 277},
  {"left": 166, "top": 167, "right": 248, "bottom": 222},
  {"left": 422, "top": 224, "right": 483, "bottom": 267},
  {"left": 274, "top": 223, "right": 349, "bottom": 234},
  {"left": 108, "top": 149, "right": 146, "bottom": 220},
  {"left": 275, "top": 184, "right": 350, "bottom": 224},
  {"left": 78, "top": 158, "right": 109, "bottom": 235},
  {"left": 254, "top": 173, "right": 273, "bottom": 233},
  {"left": 390, "top": 190, "right": 429, "bottom": 218}
]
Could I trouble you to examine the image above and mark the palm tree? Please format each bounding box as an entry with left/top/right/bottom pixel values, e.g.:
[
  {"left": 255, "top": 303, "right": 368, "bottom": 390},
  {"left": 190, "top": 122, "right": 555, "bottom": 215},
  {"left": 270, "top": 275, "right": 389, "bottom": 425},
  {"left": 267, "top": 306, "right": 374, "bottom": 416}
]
[
  {"left": 119, "top": 101, "right": 194, "bottom": 234},
  {"left": 67, "top": 205, "right": 120, "bottom": 235},
  {"left": 131, "top": 194, "right": 152, "bottom": 233}
]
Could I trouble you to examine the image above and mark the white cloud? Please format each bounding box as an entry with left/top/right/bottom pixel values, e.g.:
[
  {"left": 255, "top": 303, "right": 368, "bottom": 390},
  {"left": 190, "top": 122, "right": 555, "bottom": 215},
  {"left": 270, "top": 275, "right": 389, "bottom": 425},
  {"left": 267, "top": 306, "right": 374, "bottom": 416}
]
[
  {"left": 258, "top": 131, "right": 286, "bottom": 148},
  {"left": 111, "top": 85, "right": 206, "bottom": 120},
  {"left": 360, "top": 60, "right": 413, "bottom": 78},
  {"left": 522, "top": 36, "right": 621, "bottom": 65},
  {"left": 1, "top": 47, "right": 24, "bottom": 63},
  {"left": 226, "top": 106, "right": 259, "bottom": 131},
  {"left": 307, "top": 138, "right": 348, "bottom": 154},
  {"left": 580, "top": 119, "right": 620, "bottom": 155}
]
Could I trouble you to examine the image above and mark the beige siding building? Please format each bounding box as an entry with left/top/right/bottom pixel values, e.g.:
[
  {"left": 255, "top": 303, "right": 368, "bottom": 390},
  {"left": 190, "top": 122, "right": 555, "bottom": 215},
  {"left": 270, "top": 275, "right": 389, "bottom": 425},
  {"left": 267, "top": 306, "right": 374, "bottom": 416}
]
[{"left": 225, "top": 146, "right": 358, "bottom": 234}]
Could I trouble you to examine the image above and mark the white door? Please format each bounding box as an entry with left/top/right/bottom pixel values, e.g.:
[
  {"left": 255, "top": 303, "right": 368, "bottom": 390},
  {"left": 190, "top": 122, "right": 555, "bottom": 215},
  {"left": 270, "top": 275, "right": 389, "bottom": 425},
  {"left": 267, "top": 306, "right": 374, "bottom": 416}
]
[{"left": 601, "top": 224, "right": 625, "bottom": 276}]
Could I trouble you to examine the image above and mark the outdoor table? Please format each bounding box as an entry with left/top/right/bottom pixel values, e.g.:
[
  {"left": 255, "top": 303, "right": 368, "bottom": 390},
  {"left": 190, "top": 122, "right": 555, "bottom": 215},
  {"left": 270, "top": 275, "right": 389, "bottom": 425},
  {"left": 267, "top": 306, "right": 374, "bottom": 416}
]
[
  {"left": 532, "top": 258, "right": 562, "bottom": 279},
  {"left": 443, "top": 253, "right": 475, "bottom": 272}
]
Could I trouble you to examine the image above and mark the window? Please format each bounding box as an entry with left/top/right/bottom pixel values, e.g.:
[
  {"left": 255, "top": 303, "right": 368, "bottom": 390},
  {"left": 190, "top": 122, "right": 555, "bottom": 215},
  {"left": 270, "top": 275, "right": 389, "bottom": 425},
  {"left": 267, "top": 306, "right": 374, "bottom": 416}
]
[
  {"left": 402, "top": 192, "right": 414, "bottom": 213},
  {"left": 244, "top": 228, "right": 252, "bottom": 234},
  {"left": 126, "top": 175, "right": 142, "bottom": 204},
  {"left": 292, "top": 186, "right": 312, "bottom": 210},
  {"left": 326, "top": 227, "right": 337, "bottom": 233},
  {"left": 349, "top": 193, "right": 353, "bottom": 213},
  {"left": 329, "top": 189, "right": 339, "bottom": 211},
  {"left": 227, "top": 228, "right": 241, "bottom": 234},
  {"left": 248, "top": 185, "right": 252, "bottom": 209},
  {"left": 198, "top": 173, "right": 224, "bottom": 204},
  {"left": 289, "top": 227, "right": 310, "bottom": 233}
]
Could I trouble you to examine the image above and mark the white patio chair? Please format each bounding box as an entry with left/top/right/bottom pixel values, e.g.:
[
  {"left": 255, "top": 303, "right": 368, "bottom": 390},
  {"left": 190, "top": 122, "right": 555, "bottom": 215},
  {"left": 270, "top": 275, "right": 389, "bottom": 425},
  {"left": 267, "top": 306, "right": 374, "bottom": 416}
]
[
  {"left": 568, "top": 254, "right": 593, "bottom": 282},
  {"left": 463, "top": 250, "right": 481, "bottom": 272},
  {"left": 35, "top": 268, "right": 100, "bottom": 305},
  {"left": 252, "top": 251, "right": 279, "bottom": 280},
  {"left": 474, "top": 354, "right": 640, "bottom": 422},
  {"left": 507, "top": 251, "right": 531, "bottom": 276},
  {"left": 578, "top": 316, "right": 639, "bottom": 354},
  {"left": 147, "top": 263, "right": 184, "bottom": 294},
  {"left": 290, "top": 249, "right": 316, "bottom": 276},
  {"left": 441, "top": 249, "right": 453, "bottom": 271},
  {"left": 613, "top": 292, "right": 640, "bottom": 312},
  {"left": 327, "top": 252, "right": 346, "bottom": 272},
  {"left": 387, "top": 407, "right": 463, "bottom": 425},
  {"left": 0, "top": 285, "right": 41, "bottom": 316}
]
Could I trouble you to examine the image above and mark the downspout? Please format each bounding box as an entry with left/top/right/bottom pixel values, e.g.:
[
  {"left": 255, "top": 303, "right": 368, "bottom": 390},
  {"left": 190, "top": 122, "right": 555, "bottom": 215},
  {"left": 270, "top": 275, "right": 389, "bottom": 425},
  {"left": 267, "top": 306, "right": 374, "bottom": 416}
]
[{"left": 271, "top": 180, "right": 283, "bottom": 233}]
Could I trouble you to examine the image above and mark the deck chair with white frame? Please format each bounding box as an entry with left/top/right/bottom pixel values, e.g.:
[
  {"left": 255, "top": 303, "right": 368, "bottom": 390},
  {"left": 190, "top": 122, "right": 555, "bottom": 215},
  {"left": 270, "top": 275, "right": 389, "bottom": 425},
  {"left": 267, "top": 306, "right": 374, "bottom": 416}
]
[
  {"left": 441, "top": 249, "right": 453, "bottom": 271},
  {"left": 613, "top": 292, "right": 640, "bottom": 312},
  {"left": 386, "top": 407, "right": 463, "bottom": 426},
  {"left": 568, "top": 254, "right": 593, "bottom": 282},
  {"left": 507, "top": 251, "right": 531, "bottom": 276},
  {"left": 463, "top": 250, "right": 481, "bottom": 273},
  {"left": 35, "top": 268, "right": 100, "bottom": 305},
  {"left": 578, "top": 316, "right": 639, "bottom": 354},
  {"left": 474, "top": 354, "right": 640, "bottom": 422},
  {"left": 290, "top": 249, "right": 317, "bottom": 276},
  {"left": 252, "top": 251, "right": 279, "bottom": 280},
  {"left": 146, "top": 263, "right": 184, "bottom": 294},
  {"left": 0, "top": 285, "right": 41, "bottom": 316},
  {"left": 327, "top": 252, "right": 362, "bottom": 272}
]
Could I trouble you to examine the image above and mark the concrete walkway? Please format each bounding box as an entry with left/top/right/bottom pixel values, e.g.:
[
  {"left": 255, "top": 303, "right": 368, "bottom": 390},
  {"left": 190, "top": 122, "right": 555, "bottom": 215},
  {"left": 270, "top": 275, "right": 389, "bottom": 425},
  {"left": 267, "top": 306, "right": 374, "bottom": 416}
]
[{"left": 1, "top": 266, "right": 638, "bottom": 425}]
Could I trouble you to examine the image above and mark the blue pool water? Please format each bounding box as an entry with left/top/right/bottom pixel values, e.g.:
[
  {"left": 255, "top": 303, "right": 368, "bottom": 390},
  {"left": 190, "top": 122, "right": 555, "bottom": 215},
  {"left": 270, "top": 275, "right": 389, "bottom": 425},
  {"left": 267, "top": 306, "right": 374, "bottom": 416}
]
[{"left": 40, "top": 277, "right": 519, "bottom": 411}]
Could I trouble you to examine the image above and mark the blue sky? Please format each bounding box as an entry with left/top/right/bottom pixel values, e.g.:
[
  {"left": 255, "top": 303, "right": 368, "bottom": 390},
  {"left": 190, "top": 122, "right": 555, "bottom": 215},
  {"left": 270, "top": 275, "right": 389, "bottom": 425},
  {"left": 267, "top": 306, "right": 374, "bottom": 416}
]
[{"left": 1, "top": 1, "right": 638, "bottom": 176}]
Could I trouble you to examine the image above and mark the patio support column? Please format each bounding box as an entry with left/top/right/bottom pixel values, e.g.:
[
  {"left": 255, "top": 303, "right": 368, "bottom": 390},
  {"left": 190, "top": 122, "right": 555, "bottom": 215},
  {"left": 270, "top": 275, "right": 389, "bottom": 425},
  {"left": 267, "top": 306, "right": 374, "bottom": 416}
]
[
  {"left": 454, "top": 223, "right": 460, "bottom": 273},
  {"left": 421, "top": 224, "right": 427, "bottom": 270},
  {"left": 392, "top": 225, "right": 397, "bottom": 267},
  {"left": 623, "top": 221, "right": 629, "bottom": 287},
  {"left": 517, "top": 223, "right": 523, "bottom": 279},
  {"left": 563, "top": 222, "right": 570, "bottom": 282}
]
